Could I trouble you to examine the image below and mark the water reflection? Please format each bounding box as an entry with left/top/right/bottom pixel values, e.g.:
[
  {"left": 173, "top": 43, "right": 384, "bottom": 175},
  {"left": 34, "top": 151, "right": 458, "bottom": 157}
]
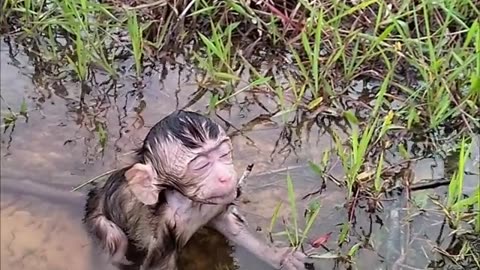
[
  {"left": 1, "top": 36, "right": 479, "bottom": 270},
  {"left": 0, "top": 38, "right": 330, "bottom": 270}
]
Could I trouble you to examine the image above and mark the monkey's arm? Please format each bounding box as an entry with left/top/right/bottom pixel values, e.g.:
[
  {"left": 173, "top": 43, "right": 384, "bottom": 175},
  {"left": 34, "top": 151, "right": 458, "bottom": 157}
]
[{"left": 208, "top": 206, "right": 308, "bottom": 270}]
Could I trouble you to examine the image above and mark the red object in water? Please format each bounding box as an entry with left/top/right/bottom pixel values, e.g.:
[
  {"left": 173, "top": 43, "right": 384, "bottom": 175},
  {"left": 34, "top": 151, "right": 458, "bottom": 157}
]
[{"left": 310, "top": 232, "right": 332, "bottom": 248}]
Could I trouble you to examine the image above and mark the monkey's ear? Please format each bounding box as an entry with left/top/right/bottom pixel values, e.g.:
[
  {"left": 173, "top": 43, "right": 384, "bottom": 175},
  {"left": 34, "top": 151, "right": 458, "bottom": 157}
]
[{"left": 125, "top": 163, "right": 159, "bottom": 205}]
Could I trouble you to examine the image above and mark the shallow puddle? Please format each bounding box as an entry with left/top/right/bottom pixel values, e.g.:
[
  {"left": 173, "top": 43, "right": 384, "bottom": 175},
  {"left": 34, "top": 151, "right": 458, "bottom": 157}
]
[
  {"left": 1, "top": 37, "right": 479, "bottom": 270},
  {"left": 0, "top": 39, "right": 333, "bottom": 270}
]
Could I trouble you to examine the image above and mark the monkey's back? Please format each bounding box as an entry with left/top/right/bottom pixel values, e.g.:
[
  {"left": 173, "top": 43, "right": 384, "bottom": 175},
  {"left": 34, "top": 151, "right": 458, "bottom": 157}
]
[{"left": 84, "top": 168, "right": 181, "bottom": 266}]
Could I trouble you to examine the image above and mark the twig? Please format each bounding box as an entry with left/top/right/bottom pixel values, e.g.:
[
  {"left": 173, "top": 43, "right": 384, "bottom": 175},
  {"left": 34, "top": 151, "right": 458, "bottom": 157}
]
[
  {"left": 177, "top": 0, "right": 196, "bottom": 22},
  {"left": 122, "top": 0, "right": 167, "bottom": 10},
  {"left": 235, "top": 163, "right": 255, "bottom": 200},
  {"left": 71, "top": 169, "right": 117, "bottom": 192},
  {"left": 254, "top": 164, "right": 307, "bottom": 177},
  {"left": 444, "top": 81, "right": 476, "bottom": 134},
  {"left": 238, "top": 163, "right": 254, "bottom": 187},
  {"left": 386, "top": 178, "right": 452, "bottom": 193},
  {"left": 160, "top": 0, "right": 197, "bottom": 49},
  {"left": 392, "top": 168, "right": 413, "bottom": 270},
  {"left": 410, "top": 179, "right": 452, "bottom": 191},
  {"left": 301, "top": 173, "right": 343, "bottom": 200}
]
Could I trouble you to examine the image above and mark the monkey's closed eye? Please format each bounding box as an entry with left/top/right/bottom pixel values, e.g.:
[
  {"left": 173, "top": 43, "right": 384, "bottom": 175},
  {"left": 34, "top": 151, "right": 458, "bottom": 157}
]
[
  {"left": 219, "top": 151, "right": 232, "bottom": 160},
  {"left": 196, "top": 162, "right": 210, "bottom": 170},
  {"left": 192, "top": 157, "right": 210, "bottom": 170}
]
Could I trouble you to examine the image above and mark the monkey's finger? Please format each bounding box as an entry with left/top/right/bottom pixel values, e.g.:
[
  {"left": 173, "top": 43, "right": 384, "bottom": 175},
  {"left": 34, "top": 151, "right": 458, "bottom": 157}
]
[
  {"left": 293, "top": 258, "right": 309, "bottom": 269},
  {"left": 283, "top": 260, "right": 306, "bottom": 270},
  {"left": 292, "top": 250, "right": 308, "bottom": 261},
  {"left": 293, "top": 252, "right": 315, "bottom": 269},
  {"left": 283, "top": 256, "right": 308, "bottom": 270},
  {"left": 280, "top": 261, "right": 295, "bottom": 270}
]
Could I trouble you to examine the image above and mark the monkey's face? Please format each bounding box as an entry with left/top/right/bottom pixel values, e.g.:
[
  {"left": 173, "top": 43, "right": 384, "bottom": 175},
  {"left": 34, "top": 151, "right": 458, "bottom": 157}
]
[
  {"left": 182, "top": 136, "right": 238, "bottom": 204},
  {"left": 126, "top": 111, "right": 240, "bottom": 206}
]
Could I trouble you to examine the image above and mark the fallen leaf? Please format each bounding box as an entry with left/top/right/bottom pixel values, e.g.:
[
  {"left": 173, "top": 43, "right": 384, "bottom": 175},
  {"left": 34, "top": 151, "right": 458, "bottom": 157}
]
[{"left": 310, "top": 232, "right": 332, "bottom": 248}]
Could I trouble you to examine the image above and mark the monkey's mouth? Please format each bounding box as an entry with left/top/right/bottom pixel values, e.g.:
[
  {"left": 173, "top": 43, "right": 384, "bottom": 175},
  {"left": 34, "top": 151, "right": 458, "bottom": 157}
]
[{"left": 202, "top": 189, "right": 238, "bottom": 205}]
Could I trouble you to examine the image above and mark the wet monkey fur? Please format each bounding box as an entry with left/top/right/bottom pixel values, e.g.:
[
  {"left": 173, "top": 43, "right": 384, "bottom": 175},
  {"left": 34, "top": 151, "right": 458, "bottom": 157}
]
[{"left": 83, "top": 110, "right": 310, "bottom": 270}]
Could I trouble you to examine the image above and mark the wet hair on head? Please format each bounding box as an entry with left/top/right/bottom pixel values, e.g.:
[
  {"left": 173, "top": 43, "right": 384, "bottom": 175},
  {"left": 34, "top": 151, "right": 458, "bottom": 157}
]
[{"left": 143, "top": 110, "right": 221, "bottom": 151}]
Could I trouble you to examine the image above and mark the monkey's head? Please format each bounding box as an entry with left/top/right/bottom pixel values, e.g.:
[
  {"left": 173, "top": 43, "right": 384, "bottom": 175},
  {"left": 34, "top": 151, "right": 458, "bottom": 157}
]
[{"left": 125, "top": 110, "right": 238, "bottom": 205}]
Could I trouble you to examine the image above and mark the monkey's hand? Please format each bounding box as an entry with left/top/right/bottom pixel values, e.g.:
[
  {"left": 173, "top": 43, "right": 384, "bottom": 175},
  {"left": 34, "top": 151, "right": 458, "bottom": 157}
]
[
  {"left": 272, "top": 246, "right": 309, "bottom": 270},
  {"left": 208, "top": 206, "right": 312, "bottom": 270}
]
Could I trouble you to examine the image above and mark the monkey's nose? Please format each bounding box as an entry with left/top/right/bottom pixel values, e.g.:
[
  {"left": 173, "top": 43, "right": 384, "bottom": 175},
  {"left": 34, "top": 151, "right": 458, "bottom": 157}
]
[{"left": 218, "top": 176, "right": 232, "bottom": 183}]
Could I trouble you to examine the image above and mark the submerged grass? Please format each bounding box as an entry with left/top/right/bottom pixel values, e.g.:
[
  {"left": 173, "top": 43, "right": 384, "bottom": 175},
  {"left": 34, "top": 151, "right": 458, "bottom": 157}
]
[
  {"left": 267, "top": 171, "right": 321, "bottom": 250},
  {"left": 0, "top": 96, "right": 28, "bottom": 131}
]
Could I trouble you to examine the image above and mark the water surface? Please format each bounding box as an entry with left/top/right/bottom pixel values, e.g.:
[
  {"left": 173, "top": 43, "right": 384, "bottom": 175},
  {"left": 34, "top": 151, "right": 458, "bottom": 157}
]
[{"left": 1, "top": 38, "right": 478, "bottom": 270}]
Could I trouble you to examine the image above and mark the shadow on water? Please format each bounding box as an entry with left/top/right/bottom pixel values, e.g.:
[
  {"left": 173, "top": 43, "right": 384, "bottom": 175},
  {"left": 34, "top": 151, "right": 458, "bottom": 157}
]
[{"left": 1, "top": 36, "right": 479, "bottom": 270}]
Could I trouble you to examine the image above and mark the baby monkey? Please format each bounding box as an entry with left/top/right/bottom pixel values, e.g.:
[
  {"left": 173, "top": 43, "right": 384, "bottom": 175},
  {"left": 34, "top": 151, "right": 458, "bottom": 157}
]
[{"left": 83, "top": 110, "right": 309, "bottom": 270}]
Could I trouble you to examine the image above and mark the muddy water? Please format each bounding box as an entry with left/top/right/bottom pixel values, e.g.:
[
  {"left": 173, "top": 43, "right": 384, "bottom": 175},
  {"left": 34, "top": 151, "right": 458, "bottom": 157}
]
[
  {"left": 0, "top": 39, "right": 338, "bottom": 270},
  {"left": 1, "top": 37, "right": 479, "bottom": 270}
]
